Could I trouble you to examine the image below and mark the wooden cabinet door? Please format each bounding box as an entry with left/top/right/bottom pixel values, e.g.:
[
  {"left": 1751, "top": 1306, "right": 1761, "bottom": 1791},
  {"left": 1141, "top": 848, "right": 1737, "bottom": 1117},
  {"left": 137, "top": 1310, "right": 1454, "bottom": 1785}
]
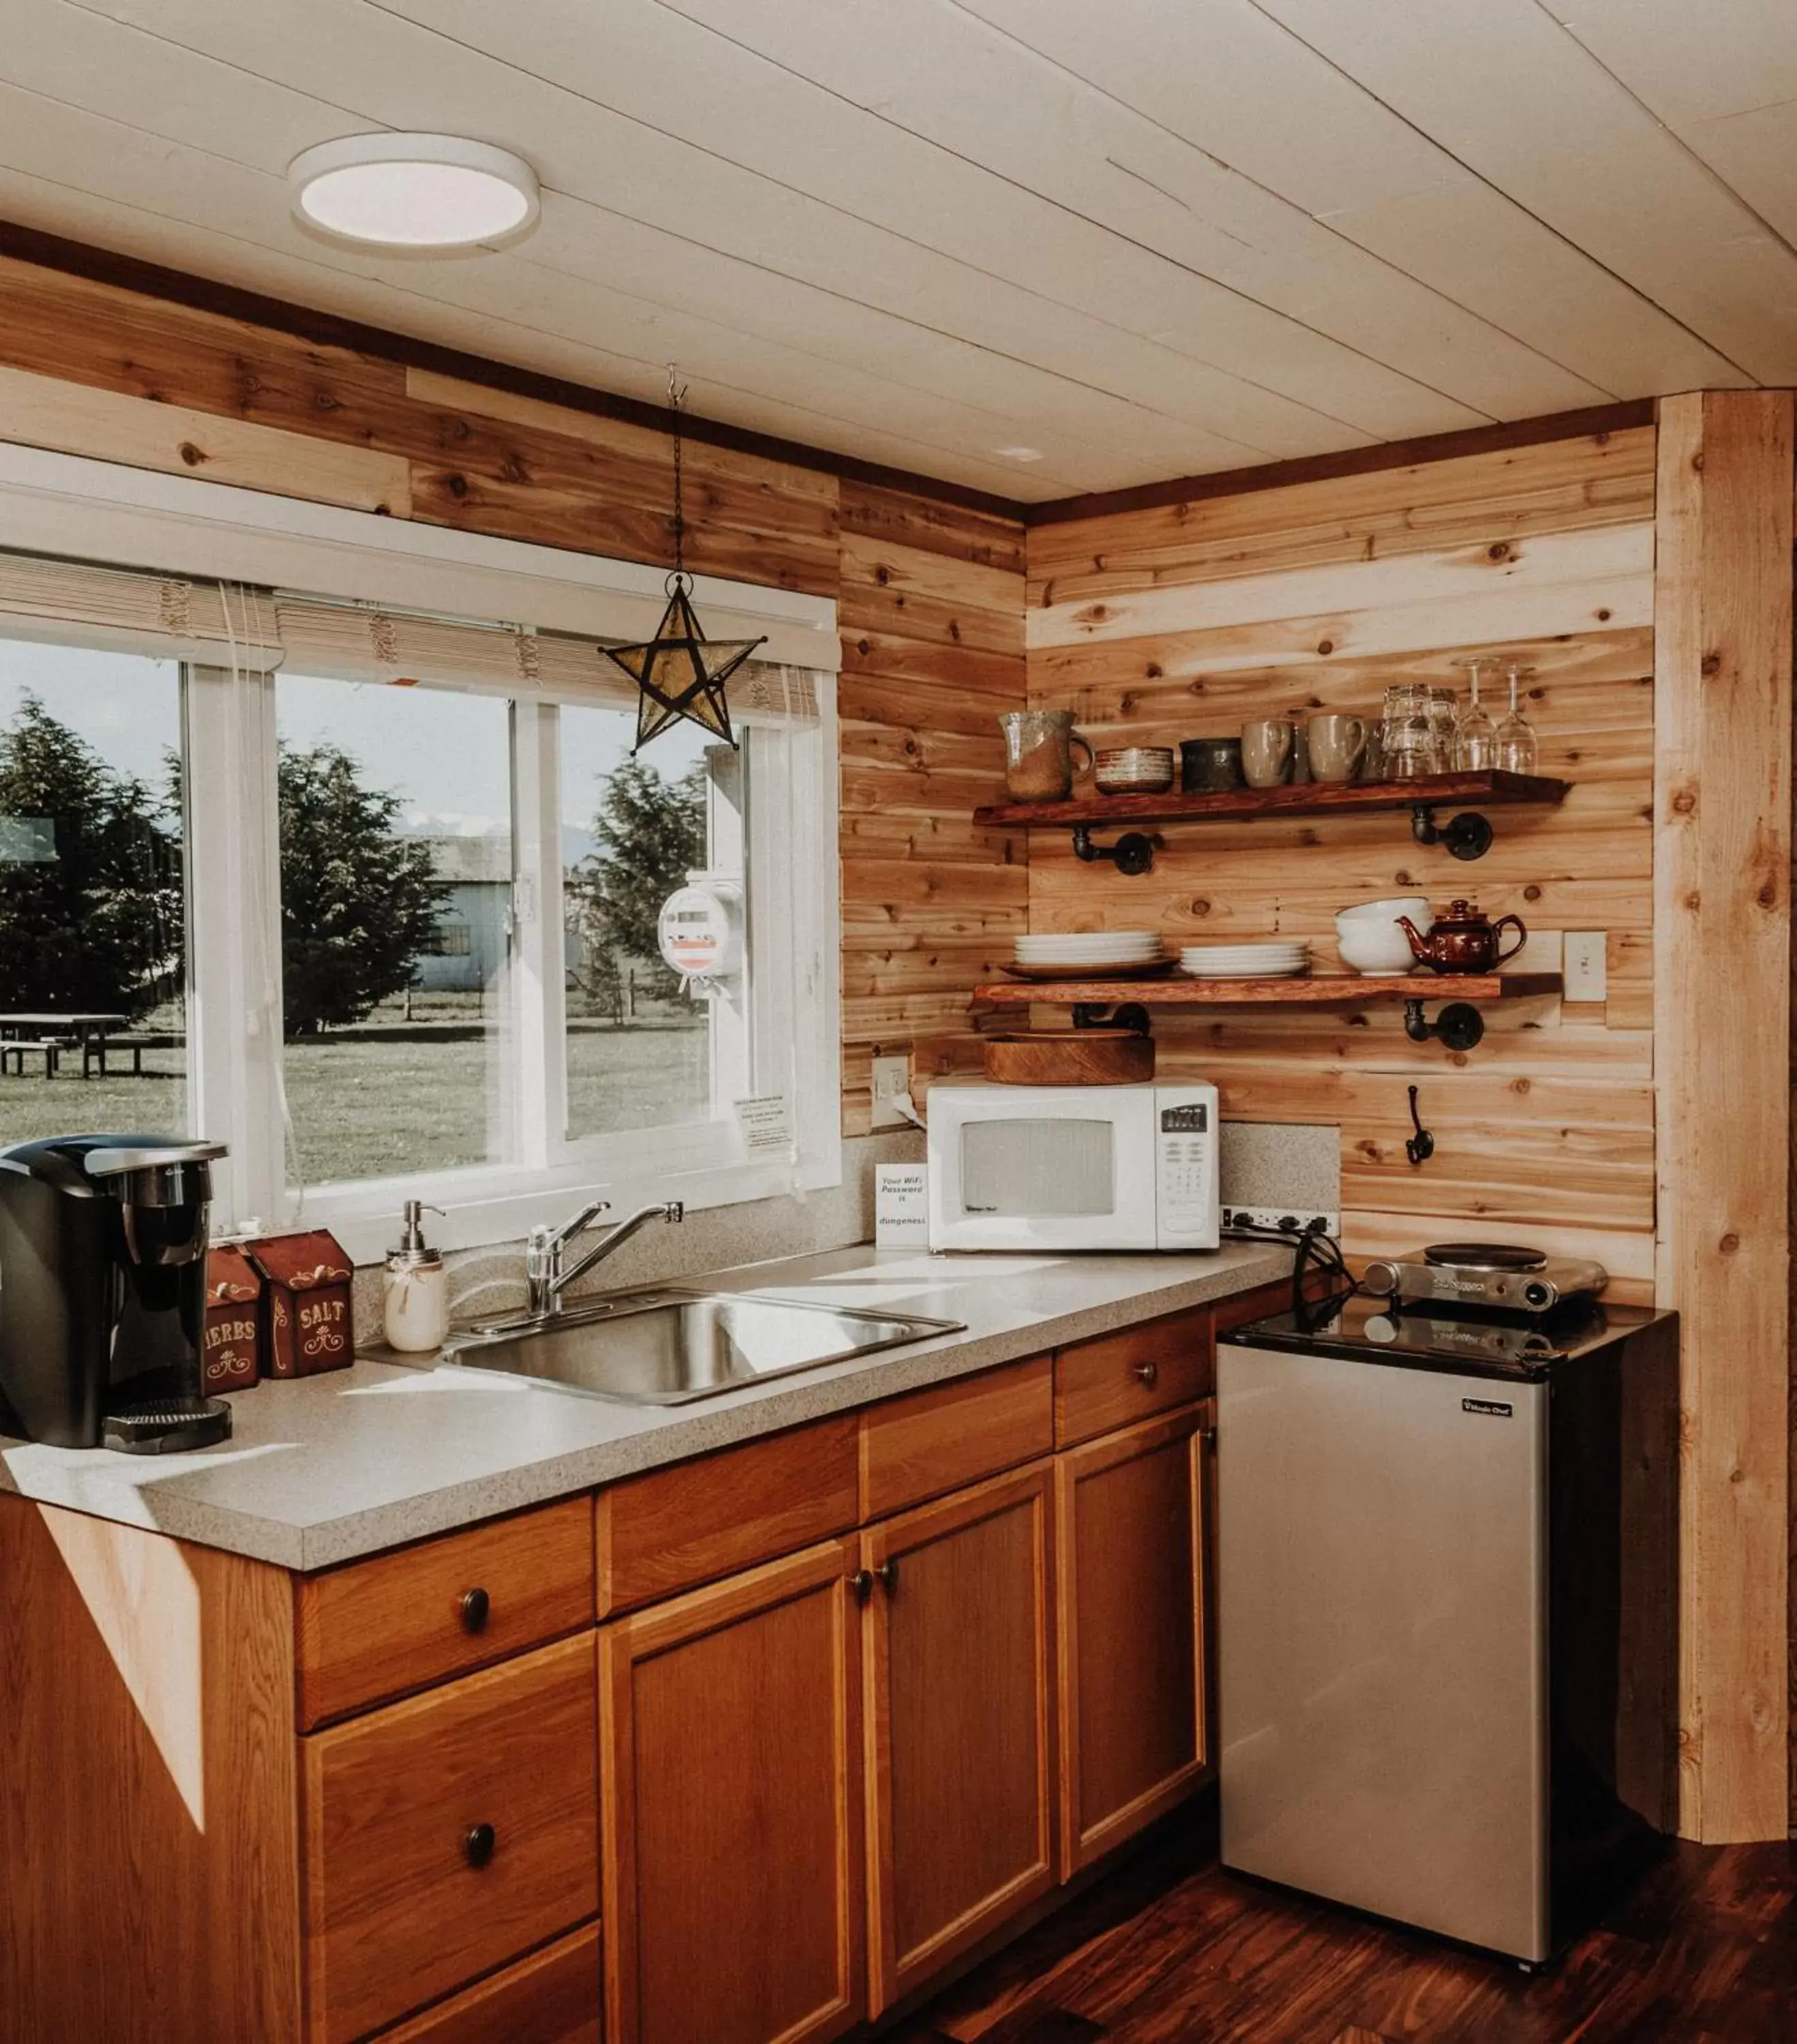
[
  {"left": 863, "top": 1462, "right": 1056, "bottom": 2016},
  {"left": 1054, "top": 1406, "right": 1207, "bottom": 1878},
  {"left": 302, "top": 1635, "right": 599, "bottom": 2044},
  {"left": 600, "top": 1540, "right": 864, "bottom": 2044}
]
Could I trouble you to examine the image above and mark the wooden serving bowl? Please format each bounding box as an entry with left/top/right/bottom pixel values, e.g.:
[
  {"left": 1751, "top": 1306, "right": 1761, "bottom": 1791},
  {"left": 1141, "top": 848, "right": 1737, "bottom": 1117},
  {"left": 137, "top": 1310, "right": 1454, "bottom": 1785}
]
[{"left": 984, "top": 1031, "right": 1155, "bottom": 1085}]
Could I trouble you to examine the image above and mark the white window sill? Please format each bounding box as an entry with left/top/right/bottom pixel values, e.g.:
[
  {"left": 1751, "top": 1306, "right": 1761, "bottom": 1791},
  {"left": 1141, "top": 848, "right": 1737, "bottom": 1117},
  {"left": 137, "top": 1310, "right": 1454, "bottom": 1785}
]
[{"left": 274, "top": 1141, "right": 843, "bottom": 1268}]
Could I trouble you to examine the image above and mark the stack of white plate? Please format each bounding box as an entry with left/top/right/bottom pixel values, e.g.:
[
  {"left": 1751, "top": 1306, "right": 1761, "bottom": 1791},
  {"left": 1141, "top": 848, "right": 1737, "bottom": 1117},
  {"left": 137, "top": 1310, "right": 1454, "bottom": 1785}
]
[
  {"left": 1014, "top": 930, "right": 1166, "bottom": 972},
  {"left": 1178, "top": 939, "right": 1311, "bottom": 979}
]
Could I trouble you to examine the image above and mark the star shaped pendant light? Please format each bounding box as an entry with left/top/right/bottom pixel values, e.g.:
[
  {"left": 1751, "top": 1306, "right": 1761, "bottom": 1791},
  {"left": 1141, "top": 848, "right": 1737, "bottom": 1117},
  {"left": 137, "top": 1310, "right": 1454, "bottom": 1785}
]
[{"left": 602, "top": 367, "right": 764, "bottom": 750}]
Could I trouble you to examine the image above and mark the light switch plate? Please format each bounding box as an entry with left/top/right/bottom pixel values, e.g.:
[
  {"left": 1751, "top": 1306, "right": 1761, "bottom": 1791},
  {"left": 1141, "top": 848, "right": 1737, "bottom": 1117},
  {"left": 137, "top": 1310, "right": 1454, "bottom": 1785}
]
[
  {"left": 1563, "top": 931, "right": 1607, "bottom": 1002},
  {"left": 870, "top": 1053, "right": 911, "bottom": 1130}
]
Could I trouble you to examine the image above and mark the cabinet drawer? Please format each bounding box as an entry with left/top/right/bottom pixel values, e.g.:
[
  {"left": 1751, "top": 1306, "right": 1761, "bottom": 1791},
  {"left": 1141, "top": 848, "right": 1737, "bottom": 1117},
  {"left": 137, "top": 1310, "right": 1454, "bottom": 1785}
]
[
  {"left": 597, "top": 1414, "right": 859, "bottom": 1616},
  {"left": 1054, "top": 1307, "right": 1213, "bottom": 1448},
  {"left": 298, "top": 1497, "right": 595, "bottom": 1729},
  {"left": 302, "top": 1635, "right": 599, "bottom": 2044},
  {"left": 371, "top": 1925, "right": 601, "bottom": 2043},
  {"left": 860, "top": 1354, "right": 1052, "bottom": 1519}
]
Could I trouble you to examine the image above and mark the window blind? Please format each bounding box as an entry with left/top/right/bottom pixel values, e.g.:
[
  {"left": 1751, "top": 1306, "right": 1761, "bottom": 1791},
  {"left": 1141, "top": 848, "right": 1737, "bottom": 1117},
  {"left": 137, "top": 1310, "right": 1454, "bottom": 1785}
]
[
  {"left": 0, "top": 551, "right": 283, "bottom": 669},
  {"left": 0, "top": 548, "right": 820, "bottom": 723}
]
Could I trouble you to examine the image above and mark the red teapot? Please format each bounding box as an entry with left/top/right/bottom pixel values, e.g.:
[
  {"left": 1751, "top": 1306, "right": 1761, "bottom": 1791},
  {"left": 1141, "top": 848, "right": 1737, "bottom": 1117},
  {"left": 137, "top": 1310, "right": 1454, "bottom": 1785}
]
[{"left": 1396, "top": 898, "right": 1527, "bottom": 974}]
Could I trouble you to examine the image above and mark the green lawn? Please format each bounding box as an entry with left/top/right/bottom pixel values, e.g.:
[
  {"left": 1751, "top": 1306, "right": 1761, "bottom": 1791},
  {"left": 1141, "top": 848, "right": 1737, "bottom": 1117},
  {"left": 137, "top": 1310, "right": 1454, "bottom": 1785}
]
[{"left": 0, "top": 1021, "right": 709, "bottom": 1186}]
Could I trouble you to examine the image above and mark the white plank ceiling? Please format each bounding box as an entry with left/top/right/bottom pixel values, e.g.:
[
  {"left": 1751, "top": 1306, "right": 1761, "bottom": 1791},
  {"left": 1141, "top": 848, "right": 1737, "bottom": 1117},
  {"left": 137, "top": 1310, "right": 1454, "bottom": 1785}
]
[{"left": 0, "top": 0, "right": 1791, "bottom": 498}]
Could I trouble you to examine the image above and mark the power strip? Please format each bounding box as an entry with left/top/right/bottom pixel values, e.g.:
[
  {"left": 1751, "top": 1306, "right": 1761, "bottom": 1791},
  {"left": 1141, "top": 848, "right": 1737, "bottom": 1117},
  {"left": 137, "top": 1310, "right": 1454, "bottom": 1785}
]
[{"left": 1222, "top": 1205, "right": 1340, "bottom": 1238}]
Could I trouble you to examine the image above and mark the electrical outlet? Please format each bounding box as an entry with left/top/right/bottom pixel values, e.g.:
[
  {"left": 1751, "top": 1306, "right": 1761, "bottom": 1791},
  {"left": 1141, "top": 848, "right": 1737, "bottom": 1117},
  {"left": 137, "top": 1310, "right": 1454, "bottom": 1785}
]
[
  {"left": 1563, "top": 931, "right": 1607, "bottom": 1003},
  {"left": 1223, "top": 1205, "right": 1340, "bottom": 1238},
  {"left": 870, "top": 1053, "right": 912, "bottom": 1130}
]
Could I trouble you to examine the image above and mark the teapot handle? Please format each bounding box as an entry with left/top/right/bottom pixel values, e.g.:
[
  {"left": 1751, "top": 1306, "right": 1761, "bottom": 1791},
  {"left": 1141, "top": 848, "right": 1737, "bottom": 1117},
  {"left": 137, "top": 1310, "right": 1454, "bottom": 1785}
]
[{"left": 1493, "top": 914, "right": 1528, "bottom": 966}]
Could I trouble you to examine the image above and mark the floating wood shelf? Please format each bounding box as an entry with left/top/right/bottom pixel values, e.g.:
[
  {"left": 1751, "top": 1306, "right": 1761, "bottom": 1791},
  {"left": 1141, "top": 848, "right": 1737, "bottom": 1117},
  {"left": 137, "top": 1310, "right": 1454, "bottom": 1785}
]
[
  {"left": 973, "top": 973, "right": 1563, "bottom": 1007},
  {"left": 973, "top": 771, "right": 1568, "bottom": 829},
  {"left": 973, "top": 771, "right": 1569, "bottom": 873},
  {"left": 971, "top": 971, "right": 1564, "bottom": 1053}
]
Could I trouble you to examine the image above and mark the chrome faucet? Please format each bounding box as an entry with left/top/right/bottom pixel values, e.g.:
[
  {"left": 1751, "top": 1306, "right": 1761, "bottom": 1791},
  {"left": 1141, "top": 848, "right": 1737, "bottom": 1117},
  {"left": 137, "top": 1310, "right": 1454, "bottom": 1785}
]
[{"left": 524, "top": 1199, "right": 685, "bottom": 1317}]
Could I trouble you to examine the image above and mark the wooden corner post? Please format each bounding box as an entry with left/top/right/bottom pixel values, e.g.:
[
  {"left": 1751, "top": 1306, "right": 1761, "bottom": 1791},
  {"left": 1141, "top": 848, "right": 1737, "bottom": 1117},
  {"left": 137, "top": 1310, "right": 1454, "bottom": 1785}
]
[{"left": 1653, "top": 389, "right": 1794, "bottom": 1843}]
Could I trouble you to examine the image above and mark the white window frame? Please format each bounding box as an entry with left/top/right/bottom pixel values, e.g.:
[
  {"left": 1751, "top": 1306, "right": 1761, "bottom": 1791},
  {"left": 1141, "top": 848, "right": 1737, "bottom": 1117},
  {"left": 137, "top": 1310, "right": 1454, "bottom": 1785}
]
[{"left": 0, "top": 446, "right": 841, "bottom": 1265}]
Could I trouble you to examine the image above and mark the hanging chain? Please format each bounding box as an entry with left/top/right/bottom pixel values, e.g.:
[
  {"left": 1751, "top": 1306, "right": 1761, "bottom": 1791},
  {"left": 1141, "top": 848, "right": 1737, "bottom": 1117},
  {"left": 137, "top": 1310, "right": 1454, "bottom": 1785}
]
[{"left": 667, "top": 361, "right": 687, "bottom": 580}]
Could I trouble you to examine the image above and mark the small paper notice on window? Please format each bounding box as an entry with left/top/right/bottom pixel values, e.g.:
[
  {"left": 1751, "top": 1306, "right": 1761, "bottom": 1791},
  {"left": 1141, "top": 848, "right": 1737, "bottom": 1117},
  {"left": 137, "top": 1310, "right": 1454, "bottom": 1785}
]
[{"left": 734, "top": 1093, "right": 792, "bottom": 1155}]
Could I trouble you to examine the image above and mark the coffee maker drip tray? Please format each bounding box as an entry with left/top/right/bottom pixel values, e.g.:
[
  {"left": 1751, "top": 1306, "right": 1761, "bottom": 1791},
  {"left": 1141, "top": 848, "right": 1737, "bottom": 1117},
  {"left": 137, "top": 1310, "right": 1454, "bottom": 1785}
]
[{"left": 102, "top": 1397, "right": 232, "bottom": 1455}]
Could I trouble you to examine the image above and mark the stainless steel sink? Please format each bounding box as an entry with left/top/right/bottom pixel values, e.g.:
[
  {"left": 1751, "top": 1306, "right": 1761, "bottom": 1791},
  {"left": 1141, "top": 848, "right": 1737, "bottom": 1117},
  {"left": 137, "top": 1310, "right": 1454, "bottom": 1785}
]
[{"left": 440, "top": 1288, "right": 965, "bottom": 1406}]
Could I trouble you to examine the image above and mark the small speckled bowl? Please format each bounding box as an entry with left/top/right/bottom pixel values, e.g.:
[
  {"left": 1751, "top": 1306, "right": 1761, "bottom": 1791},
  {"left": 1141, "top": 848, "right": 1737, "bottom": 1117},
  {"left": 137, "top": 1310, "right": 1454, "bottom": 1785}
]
[{"left": 1094, "top": 745, "right": 1175, "bottom": 794}]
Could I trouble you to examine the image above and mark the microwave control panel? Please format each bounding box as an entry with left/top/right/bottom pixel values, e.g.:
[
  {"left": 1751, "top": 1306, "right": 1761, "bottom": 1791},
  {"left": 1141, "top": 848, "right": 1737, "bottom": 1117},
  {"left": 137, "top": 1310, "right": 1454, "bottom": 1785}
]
[{"left": 1156, "top": 1089, "right": 1221, "bottom": 1248}]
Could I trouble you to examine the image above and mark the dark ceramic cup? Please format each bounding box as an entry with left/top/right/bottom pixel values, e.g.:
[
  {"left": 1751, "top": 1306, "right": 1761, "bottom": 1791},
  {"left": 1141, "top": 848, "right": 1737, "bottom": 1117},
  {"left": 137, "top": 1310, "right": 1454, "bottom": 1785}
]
[{"left": 1181, "top": 737, "right": 1245, "bottom": 793}]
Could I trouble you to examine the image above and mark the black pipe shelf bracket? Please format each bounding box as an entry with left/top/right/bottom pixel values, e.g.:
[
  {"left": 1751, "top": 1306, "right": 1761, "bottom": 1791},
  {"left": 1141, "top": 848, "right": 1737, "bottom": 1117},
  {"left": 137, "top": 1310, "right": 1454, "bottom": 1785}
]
[
  {"left": 1070, "top": 824, "right": 1159, "bottom": 876},
  {"left": 1403, "top": 999, "right": 1485, "bottom": 1053},
  {"left": 1409, "top": 805, "right": 1495, "bottom": 861}
]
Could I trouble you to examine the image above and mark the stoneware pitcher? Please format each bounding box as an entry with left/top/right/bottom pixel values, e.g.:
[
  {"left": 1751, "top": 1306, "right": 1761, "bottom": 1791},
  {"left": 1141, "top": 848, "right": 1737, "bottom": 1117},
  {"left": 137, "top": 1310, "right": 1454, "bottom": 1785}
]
[
  {"left": 1397, "top": 898, "right": 1527, "bottom": 974},
  {"left": 999, "top": 709, "right": 1093, "bottom": 802}
]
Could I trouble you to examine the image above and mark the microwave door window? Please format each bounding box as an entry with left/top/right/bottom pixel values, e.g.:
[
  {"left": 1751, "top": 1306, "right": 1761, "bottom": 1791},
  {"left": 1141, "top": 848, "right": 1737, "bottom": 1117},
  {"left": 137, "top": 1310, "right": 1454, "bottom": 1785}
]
[{"left": 959, "top": 1119, "right": 1116, "bottom": 1217}]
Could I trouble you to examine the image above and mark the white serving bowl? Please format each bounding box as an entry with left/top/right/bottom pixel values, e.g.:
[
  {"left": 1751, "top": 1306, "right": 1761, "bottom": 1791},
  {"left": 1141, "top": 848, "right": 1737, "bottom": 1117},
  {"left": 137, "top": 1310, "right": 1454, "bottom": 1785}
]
[{"left": 1335, "top": 909, "right": 1423, "bottom": 976}]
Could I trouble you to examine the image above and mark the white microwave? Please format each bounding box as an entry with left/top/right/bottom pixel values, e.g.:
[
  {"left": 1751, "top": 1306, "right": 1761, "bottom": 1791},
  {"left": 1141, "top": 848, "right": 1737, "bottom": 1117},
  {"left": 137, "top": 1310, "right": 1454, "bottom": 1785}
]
[{"left": 926, "top": 1081, "right": 1221, "bottom": 1253}]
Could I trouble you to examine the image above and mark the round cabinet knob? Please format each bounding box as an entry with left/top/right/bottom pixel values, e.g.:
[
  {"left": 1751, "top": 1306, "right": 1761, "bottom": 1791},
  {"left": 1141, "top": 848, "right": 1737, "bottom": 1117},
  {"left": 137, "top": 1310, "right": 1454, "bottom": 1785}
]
[
  {"left": 1132, "top": 1360, "right": 1159, "bottom": 1387},
  {"left": 464, "top": 1822, "right": 497, "bottom": 1870},
  {"left": 875, "top": 1559, "right": 898, "bottom": 1593},
  {"left": 849, "top": 1568, "right": 874, "bottom": 1602},
  {"left": 459, "top": 1587, "right": 490, "bottom": 1634}
]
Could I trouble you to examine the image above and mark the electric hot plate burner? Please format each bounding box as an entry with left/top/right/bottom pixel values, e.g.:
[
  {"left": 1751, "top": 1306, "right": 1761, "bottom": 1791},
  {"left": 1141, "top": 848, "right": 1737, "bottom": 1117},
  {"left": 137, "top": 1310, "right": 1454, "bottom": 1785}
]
[
  {"left": 1365, "top": 1241, "right": 1606, "bottom": 1313},
  {"left": 1422, "top": 1243, "right": 1549, "bottom": 1273}
]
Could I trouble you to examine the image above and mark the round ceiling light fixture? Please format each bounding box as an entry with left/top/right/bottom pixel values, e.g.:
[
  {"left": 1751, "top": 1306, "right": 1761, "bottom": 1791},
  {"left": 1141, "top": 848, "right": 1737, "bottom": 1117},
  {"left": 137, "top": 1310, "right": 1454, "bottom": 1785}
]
[{"left": 287, "top": 134, "right": 540, "bottom": 256}]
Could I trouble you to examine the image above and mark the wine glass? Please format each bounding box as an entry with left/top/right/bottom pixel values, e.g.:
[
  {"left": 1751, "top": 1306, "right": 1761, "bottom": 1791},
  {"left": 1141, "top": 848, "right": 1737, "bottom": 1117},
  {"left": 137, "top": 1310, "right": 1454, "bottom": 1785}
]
[
  {"left": 1452, "top": 658, "right": 1497, "bottom": 770},
  {"left": 1495, "top": 664, "right": 1538, "bottom": 773}
]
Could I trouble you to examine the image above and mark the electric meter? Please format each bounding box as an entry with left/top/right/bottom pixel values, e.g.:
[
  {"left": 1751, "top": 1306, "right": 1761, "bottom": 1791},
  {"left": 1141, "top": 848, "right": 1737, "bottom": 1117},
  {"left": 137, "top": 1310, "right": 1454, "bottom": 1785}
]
[{"left": 657, "top": 877, "right": 745, "bottom": 987}]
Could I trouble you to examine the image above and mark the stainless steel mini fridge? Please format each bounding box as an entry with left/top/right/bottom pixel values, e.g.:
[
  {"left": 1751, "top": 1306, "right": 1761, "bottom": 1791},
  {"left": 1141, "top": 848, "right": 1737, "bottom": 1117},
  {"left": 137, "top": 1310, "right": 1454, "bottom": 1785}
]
[{"left": 1217, "top": 1296, "right": 1678, "bottom": 1963}]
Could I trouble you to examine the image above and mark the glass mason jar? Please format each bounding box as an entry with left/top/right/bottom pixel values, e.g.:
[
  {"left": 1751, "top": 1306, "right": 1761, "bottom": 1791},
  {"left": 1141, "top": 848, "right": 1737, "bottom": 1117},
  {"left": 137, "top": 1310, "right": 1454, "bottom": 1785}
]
[
  {"left": 1426, "top": 687, "right": 1459, "bottom": 773},
  {"left": 1380, "top": 683, "right": 1436, "bottom": 780}
]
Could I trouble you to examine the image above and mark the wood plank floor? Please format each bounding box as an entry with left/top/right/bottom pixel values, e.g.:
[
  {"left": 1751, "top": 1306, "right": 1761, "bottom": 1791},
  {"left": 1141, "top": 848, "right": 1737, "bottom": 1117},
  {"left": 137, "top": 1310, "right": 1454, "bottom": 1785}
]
[{"left": 901, "top": 1801, "right": 1797, "bottom": 2043}]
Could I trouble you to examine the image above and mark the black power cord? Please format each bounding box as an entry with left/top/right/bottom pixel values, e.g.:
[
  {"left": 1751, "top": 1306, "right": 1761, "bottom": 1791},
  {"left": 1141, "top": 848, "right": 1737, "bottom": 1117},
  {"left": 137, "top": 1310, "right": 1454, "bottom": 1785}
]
[{"left": 1221, "top": 1215, "right": 1356, "bottom": 1323}]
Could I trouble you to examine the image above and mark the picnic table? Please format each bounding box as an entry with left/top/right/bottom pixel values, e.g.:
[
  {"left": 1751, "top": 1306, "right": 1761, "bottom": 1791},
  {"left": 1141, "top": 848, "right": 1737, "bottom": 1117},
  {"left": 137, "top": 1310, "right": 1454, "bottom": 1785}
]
[{"left": 0, "top": 1012, "right": 131, "bottom": 1079}]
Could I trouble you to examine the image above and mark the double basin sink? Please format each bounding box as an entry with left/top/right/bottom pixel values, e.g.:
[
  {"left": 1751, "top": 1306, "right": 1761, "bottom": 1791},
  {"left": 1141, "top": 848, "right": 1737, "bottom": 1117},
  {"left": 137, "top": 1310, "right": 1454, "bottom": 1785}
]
[{"left": 441, "top": 1288, "right": 965, "bottom": 1406}]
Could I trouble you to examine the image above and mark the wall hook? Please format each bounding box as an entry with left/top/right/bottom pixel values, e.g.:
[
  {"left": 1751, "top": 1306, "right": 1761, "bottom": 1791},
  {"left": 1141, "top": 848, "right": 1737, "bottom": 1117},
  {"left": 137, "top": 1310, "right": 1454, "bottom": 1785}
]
[
  {"left": 1405, "top": 1084, "right": 1435, "bottom": 1166},
  {"left": 1070, "top": 824, "right": 1159, "bottom": 876}
]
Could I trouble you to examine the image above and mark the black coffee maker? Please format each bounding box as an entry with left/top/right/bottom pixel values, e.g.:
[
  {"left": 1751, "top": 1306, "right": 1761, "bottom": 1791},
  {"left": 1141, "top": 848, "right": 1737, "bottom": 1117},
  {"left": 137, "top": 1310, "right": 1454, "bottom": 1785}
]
[{"left": 0, "top": 1134, "right": 233, "bottom": 1453}]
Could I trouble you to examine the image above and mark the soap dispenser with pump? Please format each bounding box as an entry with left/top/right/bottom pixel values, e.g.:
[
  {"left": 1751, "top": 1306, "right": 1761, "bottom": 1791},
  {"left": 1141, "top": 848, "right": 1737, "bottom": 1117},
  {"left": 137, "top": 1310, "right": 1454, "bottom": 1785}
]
[{"left": 383, "top": 1200, "right": 448, "bottom": 1352}]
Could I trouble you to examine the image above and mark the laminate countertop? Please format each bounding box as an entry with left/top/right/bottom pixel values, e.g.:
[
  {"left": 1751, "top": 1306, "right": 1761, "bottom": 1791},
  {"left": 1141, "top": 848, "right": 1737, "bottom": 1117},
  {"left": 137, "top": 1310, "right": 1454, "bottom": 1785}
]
[{"left": 0, "top": 1241, "right": 1292, "bottom": 1570}]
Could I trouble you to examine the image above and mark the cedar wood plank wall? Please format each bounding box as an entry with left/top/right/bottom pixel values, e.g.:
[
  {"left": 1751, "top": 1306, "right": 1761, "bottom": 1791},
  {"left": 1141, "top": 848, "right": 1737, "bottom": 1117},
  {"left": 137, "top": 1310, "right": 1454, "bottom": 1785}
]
[
  {"left": 1026, "top": 428, "right": 1659, "bottom": 1303},
  {"left": 0, "top": 254, "right": 1027, "bottom": 1141}
]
